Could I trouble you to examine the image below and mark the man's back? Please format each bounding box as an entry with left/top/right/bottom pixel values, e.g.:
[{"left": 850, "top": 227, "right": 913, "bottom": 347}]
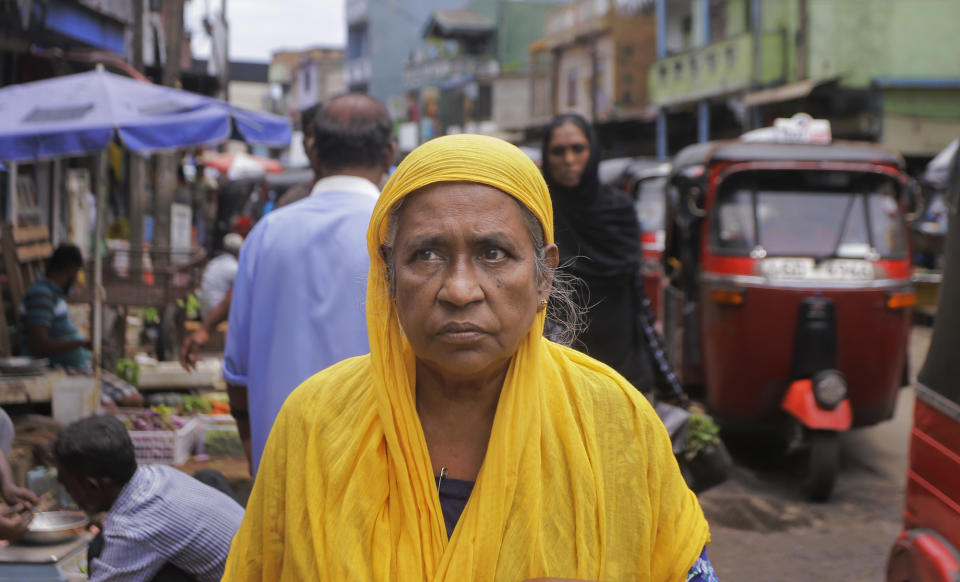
[
  {"left": 223, "top": 180, "right": 375, "bottom": 472},
  {"left": 98, "top": 464, "right": 243, "bottom": 582}
]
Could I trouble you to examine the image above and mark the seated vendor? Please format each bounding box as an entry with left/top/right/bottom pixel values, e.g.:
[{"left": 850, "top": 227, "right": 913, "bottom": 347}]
[
  {"left": 19, "top": 244, "right": 142, "bottom": 408},
  {"left": 53, "top": 415, "right": 244, "bottom": 582},
  {"left": 0, "top": 407, "right": 39, "bottom": 540}
]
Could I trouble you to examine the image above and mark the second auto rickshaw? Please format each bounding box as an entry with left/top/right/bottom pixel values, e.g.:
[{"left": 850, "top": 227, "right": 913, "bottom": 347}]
[
  {"left": 663, "top": 116, "right": 915, "bottom": 500},
  {"left": 886, "top": 136, "right": 960, "bottom": 582}
]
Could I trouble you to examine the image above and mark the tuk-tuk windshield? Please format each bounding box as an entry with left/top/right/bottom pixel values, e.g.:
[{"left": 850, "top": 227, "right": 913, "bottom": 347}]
[
  {"left": 635, "top": 176, "right": 667, "bottom": 232},
  {"left": 710, "top": 170, "right": 907, "bottom": 259}
]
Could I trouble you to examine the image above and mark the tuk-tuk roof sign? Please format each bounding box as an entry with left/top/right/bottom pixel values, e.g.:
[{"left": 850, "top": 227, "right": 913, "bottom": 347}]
[
  {"left": 741, "top": 113, "right": 832, "bottom": 145},
  {"left": 670, "top": 138, "right": 904, "bottom": 173}
]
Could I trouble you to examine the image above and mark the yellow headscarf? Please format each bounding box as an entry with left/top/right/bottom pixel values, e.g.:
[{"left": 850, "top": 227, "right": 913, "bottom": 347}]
[{"left": 223, "top": 134, "right": 709, "bottom": 581}]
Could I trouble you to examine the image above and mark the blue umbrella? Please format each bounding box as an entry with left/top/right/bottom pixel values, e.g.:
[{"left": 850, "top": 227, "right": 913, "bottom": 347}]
[
  {"left": 0, "top": 66, "right": 290, "bottom": 162},
  {"left": 0, "top": 66, "right": 290, "bottom": 394}
]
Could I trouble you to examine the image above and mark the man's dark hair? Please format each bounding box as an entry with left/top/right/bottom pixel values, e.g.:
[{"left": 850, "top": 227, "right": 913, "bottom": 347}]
[
  {"left": 46, "top": 244, "right": 84, "bottom": 274},
  {"left": 313, "top": 94, "right": 393, "bottom": 172},
  {"left": 53, "top": 415, "right": 137, "bottom": 485},
  {"left": 300, "top": 103, "right": 321, "bottom": 135}
]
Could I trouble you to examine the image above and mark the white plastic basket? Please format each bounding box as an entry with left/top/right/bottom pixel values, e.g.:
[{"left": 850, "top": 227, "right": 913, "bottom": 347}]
[
  {"left": 194, "top": 414, "right": 243, "bottom": 457},
  {"left": 121, "top": 416, "right": 197, "bottom": 466}
]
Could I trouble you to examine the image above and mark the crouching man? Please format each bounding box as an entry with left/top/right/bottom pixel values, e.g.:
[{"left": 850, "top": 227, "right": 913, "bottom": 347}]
[{"left": 53, "top": 416, "right": 243, "bottom": 582}]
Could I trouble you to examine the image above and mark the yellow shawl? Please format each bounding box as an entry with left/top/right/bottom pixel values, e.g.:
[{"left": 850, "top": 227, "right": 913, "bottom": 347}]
[{"left": 222, "top": 134, "right": 709, "bottom": 581}]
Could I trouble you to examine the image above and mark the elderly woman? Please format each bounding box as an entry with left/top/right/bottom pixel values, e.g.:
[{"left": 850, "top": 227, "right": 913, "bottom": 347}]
[{"left": 223, "top": 134, "right": 713, "bottom": 581}]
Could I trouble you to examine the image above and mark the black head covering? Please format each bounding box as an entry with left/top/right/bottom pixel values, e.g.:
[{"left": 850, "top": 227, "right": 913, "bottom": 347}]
[{"left": 542, "top": 113, "right": 640, "bottom": 279}]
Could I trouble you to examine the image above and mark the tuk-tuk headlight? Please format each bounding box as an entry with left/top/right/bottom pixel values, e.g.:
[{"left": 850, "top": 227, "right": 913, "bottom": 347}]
[{"left": 813, "top": 370, "right": 847, "bottom": 409}]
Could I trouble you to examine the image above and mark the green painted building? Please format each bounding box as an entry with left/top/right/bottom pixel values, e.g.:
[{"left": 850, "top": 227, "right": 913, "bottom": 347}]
[
  {"left": 402, "top": 0, "right": 566, "bottom": 148},
  {"left": 648, "top": 0, "right": 960, "bottom": 158}
]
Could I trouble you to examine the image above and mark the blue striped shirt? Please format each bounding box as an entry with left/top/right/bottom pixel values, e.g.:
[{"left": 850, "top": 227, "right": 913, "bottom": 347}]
[{"left": 91, "top": 465, "right": 244, "bottom": 582}]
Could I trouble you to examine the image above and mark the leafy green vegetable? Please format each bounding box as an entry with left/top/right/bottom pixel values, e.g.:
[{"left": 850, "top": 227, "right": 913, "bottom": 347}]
[
  {"left": 176, "top": 293, "right": 201, "bottom": 320},
  {"left": 143, "top": 307, "right": 160, "bottom": 325},
  {"left": 684, "top": 413, "right": 722, "bottom": 461},
  {"left": 115, "top": 358, "right": 140, "bottom": 387},
  {"left": 182, "top": 395, "right": 212, "bottom": 414},
  {"left": 203, "top": 429, "right": 245, "bottom": 457}
]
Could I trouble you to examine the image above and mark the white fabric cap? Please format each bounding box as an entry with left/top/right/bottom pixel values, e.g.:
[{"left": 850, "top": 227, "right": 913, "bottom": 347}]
[{"left": 223, "top": 233, "right": 244, "bottom": 252}]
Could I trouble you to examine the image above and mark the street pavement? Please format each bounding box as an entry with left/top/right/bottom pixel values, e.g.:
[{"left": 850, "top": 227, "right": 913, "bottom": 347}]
[{"left": 699, "top": 326, "right": 931, "bottom": 581}]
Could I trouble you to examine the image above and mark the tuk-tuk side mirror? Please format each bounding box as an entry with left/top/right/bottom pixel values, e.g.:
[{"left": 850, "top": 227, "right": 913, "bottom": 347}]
[
  {"left": 686, "top": 185, "right": 707, "bottom": 218},
  {"left": 671, "top": 169, "right": 708, "bottom": 219},
  {"left": 904, "top": 178, "right": 924, "bottom": 223}
]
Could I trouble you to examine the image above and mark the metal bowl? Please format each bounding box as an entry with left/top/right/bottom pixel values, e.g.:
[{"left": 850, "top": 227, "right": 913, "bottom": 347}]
[{"left": 20, "top": 511, "right": 88, "bottom": 545}]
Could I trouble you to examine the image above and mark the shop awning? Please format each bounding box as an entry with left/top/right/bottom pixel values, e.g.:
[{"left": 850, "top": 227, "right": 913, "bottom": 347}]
[
  {"left": 423, "top": 9, "right": 494, "bottom": 39},
  {"left": 0, "top": 67, "right": 291, "bottom": 162},
  {"left": 742, "top": 78, "right": 836, "bottom": 107}
]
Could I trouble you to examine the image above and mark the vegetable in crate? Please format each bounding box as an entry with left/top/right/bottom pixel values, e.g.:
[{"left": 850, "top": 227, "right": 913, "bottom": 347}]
[
  {"left": 182, "top": 395, "right": 212, "bottom": 414},
  {"left": 210, "top": 400, "right": 231, "bottom": 415},
  {"left": 115, "top": 358, "right": 140, "bottom": 387},
  {"left": 119, "top": 408, "right": 188, "bottom": 431},
  {"left": 145, "top": 392, "right": 184, "bottom": 411},
  {"left": 204, "top": 429, "right": 245, "bottom": 457}
]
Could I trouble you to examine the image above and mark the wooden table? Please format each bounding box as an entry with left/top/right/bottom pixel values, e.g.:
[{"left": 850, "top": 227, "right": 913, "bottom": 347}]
[
  {"left": 0, "top": 371, "right": 63, "bottom": 404},
  {"left": 137, "top": 360, "right": 225, "bottom": 392}
]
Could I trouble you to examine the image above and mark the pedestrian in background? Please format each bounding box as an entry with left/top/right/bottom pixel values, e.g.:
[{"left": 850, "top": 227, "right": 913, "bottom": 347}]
[
  {"left": 19, "top": 244, "right": 142, "bottom": 408},
  {"left": 53, "top": 415, "right": 243, "bottom": 581},
  {"left": 179, "top": 232, "right": 245, "bottom": 372},
  {"left": 223, "top": 93, "right": 396, "bottom": 474},
  {"left": 276, "top": 103, "right": 322, "bottom": 209},
  {"left": 541, "top": 112, "right": 655, "bottom": 389},
  {"left": 0, "top": 407, "right": 38, "bottom": 541},
  {"left": 198, "top": 233, "right": 243, "bottom": 316}
]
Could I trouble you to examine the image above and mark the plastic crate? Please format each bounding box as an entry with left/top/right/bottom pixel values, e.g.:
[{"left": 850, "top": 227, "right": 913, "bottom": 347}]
[
  {"left": 120, "top": 415, "right": 197, "bottom": 466},
  {"left": 195, "top": 415, "right": 244, "bottom": 458}
]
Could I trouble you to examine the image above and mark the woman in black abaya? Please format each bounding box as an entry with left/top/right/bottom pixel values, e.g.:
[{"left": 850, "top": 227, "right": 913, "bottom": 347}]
[{"left": 541, "top": 113, "right": 654, "bottom": 388}]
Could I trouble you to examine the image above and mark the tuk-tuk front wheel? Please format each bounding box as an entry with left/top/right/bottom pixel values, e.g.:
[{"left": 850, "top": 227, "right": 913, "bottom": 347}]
[{"left": 806, "top": 430, "right": 840, "bottom": 502}]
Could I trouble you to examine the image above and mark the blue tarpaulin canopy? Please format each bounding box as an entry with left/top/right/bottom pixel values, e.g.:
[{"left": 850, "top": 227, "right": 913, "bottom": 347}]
[
  {"left": 0, "top": 67, "right": 291, "bottom": 162},
  {"left": 0, "top": 67, "right": 290, "bottom": 396}
]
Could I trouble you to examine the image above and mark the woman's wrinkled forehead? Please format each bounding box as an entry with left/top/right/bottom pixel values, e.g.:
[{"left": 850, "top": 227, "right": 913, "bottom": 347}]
[
  {"left": 369, "top": 134, "right": 555, "bottom": 252},
  {"left": 383, "top": 180, "right": 533, "bottom": 241}
]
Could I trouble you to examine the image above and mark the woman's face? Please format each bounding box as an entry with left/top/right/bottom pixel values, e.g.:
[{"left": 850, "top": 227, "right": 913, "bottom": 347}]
[
  {"left": 546, "top": 121, "right": 591, "bottom": 189},
  {"left": 390, "top": 182, "right": 555, "bottom": 382}
]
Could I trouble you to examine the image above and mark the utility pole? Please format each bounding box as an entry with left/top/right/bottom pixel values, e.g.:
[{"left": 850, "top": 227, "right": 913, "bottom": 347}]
[
  {"left": 156, "top": 0, "right": 185, "bottom": 250},
  {"left": 132, "top": 0, "right": 144, "bottom": 72},
  {"left": 162, "top": 0, "right": 184, "bottom": 88},
  {"left": 221, "top": 0, "right": 229, "bottom": 101},
  {"left": 589, "top": 39, "right": 599, "bottom": 123},
  {"left": 130, "top": 0, "right": 146, "bottom": 277}
]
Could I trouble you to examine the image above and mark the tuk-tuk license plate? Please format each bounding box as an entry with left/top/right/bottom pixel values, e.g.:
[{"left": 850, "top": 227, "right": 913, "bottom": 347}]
[{"left": 761, "top": 258, "right": 874, "bottom": 281}]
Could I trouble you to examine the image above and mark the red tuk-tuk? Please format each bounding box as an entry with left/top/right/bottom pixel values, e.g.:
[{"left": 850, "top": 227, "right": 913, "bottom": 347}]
[
  {"left": 663, "top": 117, "right": 915, "bottom": 500},
  {"left": 626, "top": 161, "right": 672, "bottom": 321},
  {"left": 886, "top": 141, "right": 960, "bottom": 582}
]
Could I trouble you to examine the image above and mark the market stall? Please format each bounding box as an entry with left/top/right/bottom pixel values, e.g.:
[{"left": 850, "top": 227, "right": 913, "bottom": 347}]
[{"left": 0, "top": 65, "right": 291, "bottom": 401}]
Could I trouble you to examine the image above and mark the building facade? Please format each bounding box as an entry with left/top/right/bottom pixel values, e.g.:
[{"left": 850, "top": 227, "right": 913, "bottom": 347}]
[
  {"left": 400, "top": 0, "right": 565, "bottom": 151},
  {"left": 226, "top": 61, "right": 271, "bottom": 112},
  {"left": 346, "top": 0, "right": 469, "bottom": 119},
  {"left": 268, "top": 47, "right": 344, "bottom": 118},
  {"left": 534, "top": 0, "right": 657, "bottom": 125},
  {"left": 648, "top": 0, "right": 960, "bottom": 159}
]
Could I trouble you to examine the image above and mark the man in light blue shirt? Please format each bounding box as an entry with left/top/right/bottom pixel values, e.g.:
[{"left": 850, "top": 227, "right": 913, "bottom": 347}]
[{"left": 223, "top": 94, "right": 396, "bottom": 474}]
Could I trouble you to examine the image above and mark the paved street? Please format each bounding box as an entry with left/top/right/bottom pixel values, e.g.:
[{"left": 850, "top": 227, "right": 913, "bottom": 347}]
[{"left": 700, "top": 326, "right": 931, "bottom": 581}]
